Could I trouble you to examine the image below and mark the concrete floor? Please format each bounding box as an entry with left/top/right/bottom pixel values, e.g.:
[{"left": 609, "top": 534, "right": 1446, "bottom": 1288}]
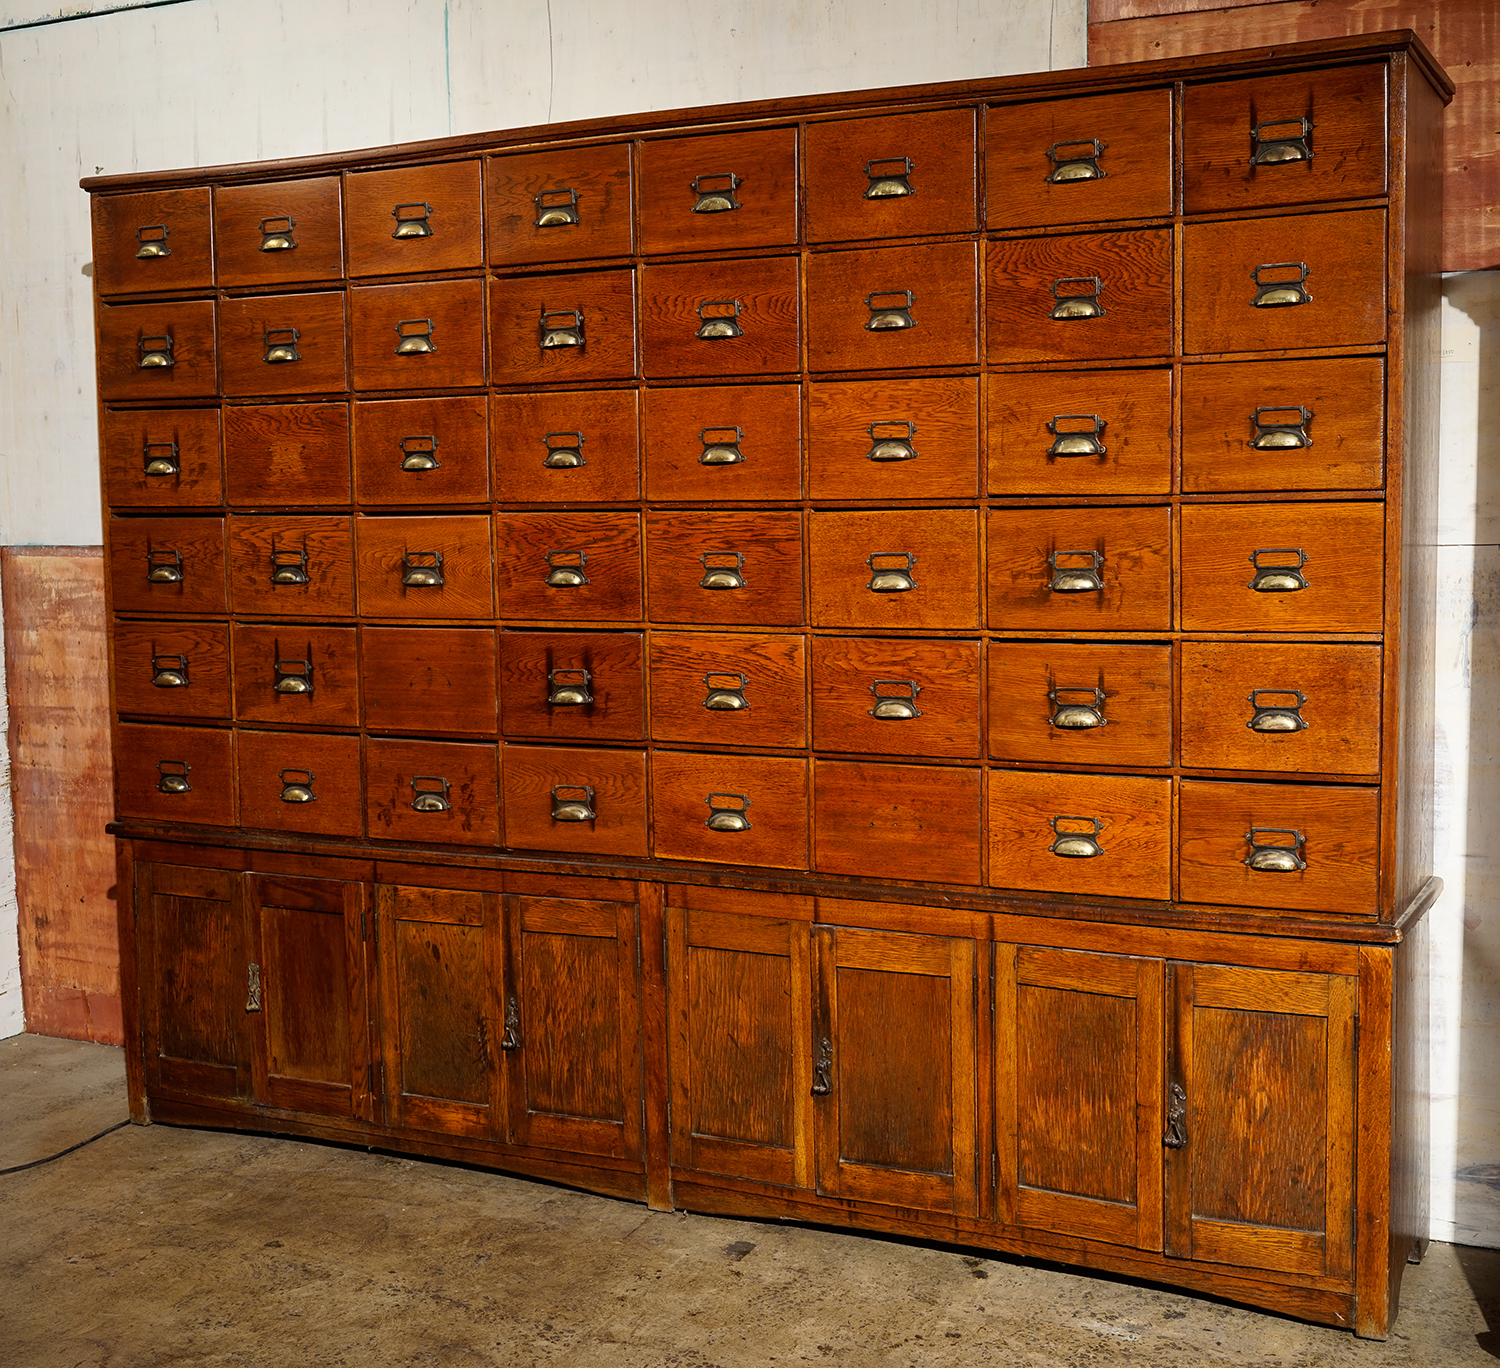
[{"left": 1, "top": 1035, "right": 1496, "bottom": 1368}]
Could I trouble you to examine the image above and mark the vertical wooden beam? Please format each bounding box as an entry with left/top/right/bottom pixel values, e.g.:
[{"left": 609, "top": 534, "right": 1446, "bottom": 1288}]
[{"left": 638, "top": 880, "right": 673, "bottom": 1210}]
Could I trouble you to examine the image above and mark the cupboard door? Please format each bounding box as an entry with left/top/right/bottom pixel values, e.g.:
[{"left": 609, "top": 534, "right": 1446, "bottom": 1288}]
[
  {"left": 812, "top": 925, "right": 977, "bottom": 1215},
  {"left": 995, "top": 945, "right": 1163, "bottom": 1250},
  {"left": 1165, "top": 963, "right": 1356, "bottom": 1279}
]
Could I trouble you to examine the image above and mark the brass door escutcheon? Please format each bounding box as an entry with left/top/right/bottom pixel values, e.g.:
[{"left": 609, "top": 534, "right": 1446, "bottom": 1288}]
[
  {"left": 1162, "top": 1082, "right": 1188, "bottom": 1148},
  {"left": 810, "top": 1036, "right": 834, "bottom": 1095}
]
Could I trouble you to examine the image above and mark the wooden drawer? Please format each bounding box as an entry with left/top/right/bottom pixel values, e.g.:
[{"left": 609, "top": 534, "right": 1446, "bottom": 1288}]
[
  {"left": 353, "top": 396, "right": 489, "bottom": 506},
  {"left": 986, "top": 230, "right": 1172, "bottom": 364},
  {"left": 487, "top": 142, "right": 634, "bottom": 266},
  {"left": 227, "top": 514, "right": 354, "bottom": 617},
  {"left": 365, "top": 737, "right": 500, "bottom": 847},
  {"left": 987, "top": 642, "right": 1172, "bottom": 767},
  {"left": 495, "top": 511, "right": 643, "bottom": 622},
  {"left": 809, "top": 509, "right": 979, "bottom": 630},
  {"left": 814, "top": 759, "right": 982, "bottom": 885},
  {"left": 224, "top": 403, "right": 350, "bottom": 506},
  {"left": 807, "top": 377, "right": 978, "bottom": 501},
  {"left": 501, "top": 743, "right": 647, "bottom": 857},
  {"left": 97, "top": 299, "right": 217, "bottom": 401},
  {"left": 345, "top": 160, "right": 482, "bottom": 276},
  {"left": 987, "top": 506, "right": 1171, "bottom": 632},
  {"left": 351, "top": 278, "right": 486, "bottom": 391},
  {"left": 499, "top": 631, "right": 646, "bottom": 742},
  {"left": 237, "top": 729, "right": 363, "bottom": 837},
  {"left": 489, "top": 268, "right": 636, "bottom": 385},
  {"left": 1180, "top": 641, "right": 1381, "bottom": 775},
  {"left": 113, "top": 620, "right": 231, "bottom": 719},
  {"left": 988, "top": 769, "right": 1171, "bottom": 900},
  {"left": 644, "top": 384, "right": 801, "bottom": 502},
  {"left": 1183, "top": 64, "right": 1387, "bottom": 213},
  {"left": 1180, "top": 502, "right": 1383, "bottom": 632},
  {"left": 648, "top": 631, "right": 807, "bottom": 749},
  {"left": 491, "top": 389, "right": 639, "bottom": 503},
  {"left": 219, "top": 292, "right": 347, "bottom": 397},
  {"left": 1182, "top": 209, "right": 1386, "bottom": 355},
  {"left": 1178, "top": 778, "right": 1379, "bottom": 913},
  {"left": 806, "top": 242, "right": 978, "bottom": 373},
  {"left": 650, "top": 751, "right": 809, "bottom": 870},
  {"left": 116, "top": 722, "right": 235, "bottom": 827},
  {"left": 92, "top": 186, "right": 213, "bottom": 295},
  {"left": 231, "top": 623, "right": 359, "bottom": 729},
  {"left": 645, "top": 510, "right": 803, "bottom": 627},
  {"left": 986, "top": 88, "right": 1173, "bottom": 231},
  {"left": 214, "top": 177, "right": 343, "bottom": 286},
  {"left": 640, "top": 257, "right": 799, "bottom": 379},
  {"left": 638, "top": 127, "right": 797, "bottom": 255},
  {"left": 361, "top": 626, "right": 498, "bottom": 735},
  {"left": 102, "top": 406, "right": 222, "bottom": 508},
  {"left": 806, "top": 107, "right": 977, "bottom": 244},
  {"left": 109, "top": 516, "right": 226, "bottom": 615},
  {"left": 987, "top": 368, "right": 1172, "bottom": 496},
  {"left": 354, "top": 514, "right": 495, "bottom": 620},
  {"left": 1181, "top": 357, "right": 1384, "bottom": 493},
  {"left": 811, "top": 636, "right": 980, "bottom": 759}
]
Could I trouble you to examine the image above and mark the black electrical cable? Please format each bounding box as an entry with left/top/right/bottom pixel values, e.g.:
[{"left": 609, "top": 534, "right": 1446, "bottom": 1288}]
[{"left": 0, "top": 1120, "right": 131, "bottom": 1176}]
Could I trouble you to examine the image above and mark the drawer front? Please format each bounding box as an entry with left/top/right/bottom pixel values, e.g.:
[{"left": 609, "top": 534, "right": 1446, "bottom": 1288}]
[
  {"left": 1178, "top": 778, "right": 1379, "bottom": 913},
  {"left": 499, "top": 630, "right": 646, "bottom": 742},
  {"left": 987, "top": 368, "right": 1172, "bottom": 496},
  {"left": 214, "top": 176, "right": 343, "bottom": 286},
  {"left": 1180, "top": 502, "right": 1383, "bottom": 632},
  {"left": 354, "top": 395, "right": 490, "bottom": 505},
  {"left": 227, "top": 514, "right": 354, "bottom": 617},
  {"left": 354, "top": 514, "right": 495, "bottom": 620},
  {"left": 237, "top": 729, "right": 363, "bottom": 837},
  {"left": 231, "top": 623, "right": 360, "bottom": 728},
  {"left": 1181, "top": 356, "right": 1384, "bottom": 493},
  {"left": 220, "top": 291, "right": 347, "bottom": 397},
  {"left": 806, "top": 107, "right": 977, "bottom": 244},
  {"left": 116, "top": 722, "right": 235, "bottom": 826},
  {"left": 496, "top": 511, "right": 643, "bottom": 622},
  {"left": 644, "top": 383, "right": 801, "bottom": 502},
  {"left": 492, "top": 389, "right": 639, "bottom": 503},
  {"left": 1182, "top": 209, "right": 1386, "bottom": 355},
  {"left": 986, "top": 229, "right": 1172, "bottom": 364},
  {"left": 987, "top": 506, "right": 1171, "bottom": 632},
  {"left": 351, "top": 278, "right": 486, "bottom": 391},
  {"left": 501, "top": 743, "right": 647, "bottom": 857},
  {"left": 346, "top": 160, "right": 483, "bottom": 276},
  {"left": 650, "top": 751, "right": 809, "bottom": 870},
  {"left": 114, "top": 621, "right": 232, "bottom": 720},
  {"left": 814, "top": 759, "right": 982, "bottom": 885},
  {"left": 487, "top": 143, "right": 633, "bottom": 266},
  {"left": 987, "top": 642, "right": 1172, "bottom": 767},
  {"left": 988, "top": 769, "right": 1172, "bottom": 900},
  {"left": 361, "top": 626, "right": 498, "bottom": 734},
  {"left": 648, "top": 630, "right": 807, "bottom": 749},
  {"left": 109, "top": 516, "right": 227, "bottom": 615},
  {"left": 638, "top": 127, "right": 797, "bottom": 255},
  {"left": 1179, "top": 641, "right": 1382, "bottom": 775},
  {"left": 365, "top": 737, "right": 500, "bottom": 846},
  {"left": 224, "top": 403, "right": 350, "bottom": 506},
  {"left": 490, "top": 267, "right": 637, "bottom": 385},
  {"left": 102, "top": 406, "right": 223, "bottom": 508},
  {"left": 811, "top": 636, "right": 980, "bottom": 759},
  {"left": 1183, "top": 64, "right": 1387, "bottom": 213},
  {"left": 640, "top": 257, "right": 799, "bottom": 379},
  {"left": 645, "top": 510, "right": 804, "bottom": 627},
  {"left": 98, "top": 299, "right": 218, "bottom": 401},
  {"left": 986, "top": 88, "right": 1173, "bottom": 231},
  {"left": 93, "top": 186, "right": 213, "bottom": 295},
  {"left": 810, "top": 509, "right": 979, "bottom": 630}
]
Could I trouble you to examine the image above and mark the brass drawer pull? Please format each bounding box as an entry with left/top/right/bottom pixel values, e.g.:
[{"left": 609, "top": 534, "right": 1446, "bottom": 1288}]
[
  {"left": 811, "top": 1036, "right": 833, "bottom": 1096},
  {"left": 138, "top": 335, "right": 175, "bottom": 369},
  {"left": 263, "top": 327, "right": 301, "bottom": 364},
  {"left": 691, "top": 172, "right": 741, "bottom": 214},
  {"left": 151, "top": 652, "right": 189, "bottom": 688},
  {"left": 146, "top": 547, "right": 183, "bottom": 583},
  {"left": 1046, "top": 413, "right": 1106, "bottom": 459},
  {"left": 696, "top": 299, "right": 743, "bottom": 340},
  {"left": 1251, "top": 116, "right": 1314, "bottom": 166},
  {"left": 401, "top": 550, "right": 445, "bottom": 587},
  {"left": 699, "top": 426, "right": 745, "bottom": 465},
  {"left": 1248, "top": 547, "right": 1308, "bottom": 593},
  {"left": 1048, "top": 549, "right": 1103, "bottom": 594},
  {"left": 279, "top": 768, "right": 317, "bottom": 803},
  {"left": 1049, "top": 814, "right": 1104, "bottom": 859},
  {"left": 545, "top": 549, "right": 589, "bottom": 587},
  {"left": 869, "top": 679, "right": 921, "bottom": 721},
  {"left": 143, "top": 441, "right": 180, "bottom": 476},
  {"left": 865, "top": 156, "right": 914, "bottom": 198},
  {"left": 551, "top": 783, "right": 596, "bottom": 822},
  {"left": 1244, "top": 827, "right": 1306, "bottom": 873},
  {"left": 270, "top": 547, "right": 310, "bottom": 586},
  {"left": 703, "top": 671, "right": 750, "bottom": 711},
  {"left": 1049, "top": 276, "right": 1104, "bottom": 320},
  {"left": 1049, "top": 685, "right": 1106, "bottom": 730},
  {"left": 548, "top": 666, "right": 593, "bottom": 707},
  {"left": 410, "top": 775, "right": 451, "bottom": 812},
  {"left": 865, "top": 289, "right": 915, "bottom": 331},
  {"left": 1162, "top": 1082, "right": 1187, "bottom": 1149},
  {"left": 395, "top": 318, "right": 436, "bottom": 354},
  {"left": 867, "top": 420, "right": 917, "bottom": 462},
  {"left": 1251, "top": 261, "right": 1311, "bottom": 309},
  {"left": 539, "top": 308, "right": 584, "bottom": 349},
  {"left": 1046, "top": 138, "right": 1106, "bottom": 183},
  {"left": 273, "top": 651, "right": 314, "bottom": 694},
  {"left": 1247, "top": 688, "right": 1308, "bottom": 733},
  {"left": 866, "top": 551, "right": 916, "bottom": 593},
  {"left": 534, "top": 188, "right": 579, "bottom": 227},
  {"left": 705, "top": 792, "right": 752, "bottom": 832},
  {"left": 135, "top": 224, "right": 170, "bottom": 258},
  {"left": 391, "top": 201, "right": 434, "bottom": 239},
  {"left": 1249, "top": 405, "right": 1313, "bottom": 450},
  {"left": 258, "top": 216, "right": 296, "bottom": 251},
  {"left": 156, "top": 759, "right": 192, "bottom": 794},
  {"left": 700, "top": 550, "right": 746, "bottom": 590},
  {"left": 542, "top": 431, "right": 586, "bottom": 469},
  {"left": 399, "top": 435, "right": 440, "bottom": 472}
]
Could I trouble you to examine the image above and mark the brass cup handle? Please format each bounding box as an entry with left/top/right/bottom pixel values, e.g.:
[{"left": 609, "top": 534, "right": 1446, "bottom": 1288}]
[
  {"left": 866, "top": 551, "right": 916, "bottom": 593},
  {"left": 1248, "top": 688, "right": 1308, "bottom": 733},
  {"left": 703, "top": 672, "right": 750, "bottom": 711},
  {"left": 691, "top": 171, "right": 741, "bottom": 213},
  {"left": 279, "top": 768, "right": 316, "bottom": 803},
  {"left": 1245, "top": 827, "right": 1307, "bottom": 873},
  {"left": 395, "top": 318, "right": 436, "bottom": 354},
  {"left": 1046, "top": 138, "right": 1106, "bottom": 183},
  {"left": 1046, "top": 413, "right": 1106, "bottom": 458},
  {"left": 151, "top": 653, "right": 190, "bottom": 688},
  {"left": 551, "top": 784, "right": 596, "bottom": 822},
  {"left": 156, "top": 759, "right": 192, "bottom": 794},
  {"left": 869, "top": 679, "right": 922, "bottom": 721},
  {"left": 399, "top": 435, "right": 440, "bottom": 472},
  {"left": 705, "top": 792, "right": 752, "bottom": 832},
  {"left": 811, "top": 1036, "right": 834, "bottom": 1096},
  {"left": 1162, "top": 1082, "right": 1188, "bottom": 1149},
  {"left": 1048, "top": 549, "right": 1104, "bottom": 594},
  {"left": 545, "top": 550, "right": 589, "bottom": 587},
  {"left": 142, "top": 441, "right": 180, "bottom": 476},
  {"left": 539, "top": 308, "right": 584, "bottom": 349},
  {"left": 270, "top": 547, "right": 310, "bottom": 586},
  {"left": 1050, "top": 276, "right": 1105, "bottom": 321},
  {"left": 1049, "top": 685, "right": 1106, "bottom": 730},
  {"left": 134, "top": 224, "right": 171, "bottom": 258},
  {"left": 1249, "top": 405, "right": 1313, "bottom": 450},
  {"left": 146, "top": 548, "right": 183, "bottom": 583},
  {"left": 258, "top": 216, "right": 296, "bottom": 251},
  {"left": 1251, "top": 116, "right": 1314, "bottom": 166},
  {"left": 864, "top": 157, "right": 914, "bottom": 198},
  {"left": 391, "top": 201, "right": 434, "bottom": 238},
  {"left": 866, "top": 420, "right": 917, "bottom": 462},
  {"left": 696, "top": 299, "right": 743, "bottom": 340},
  {"left": 700, "top": 550, "right": 746, "bottom": 590},
  {"left": 273, "top": 655, "right": 314, "bottom": 695},
  {"left": 542, "top": 431, "right": 586, "bottom": 469},
  {"left": 410, "top": 775, "right": 451, "bottom": 812},
  {"left": 1049, "top": 814, "right": 1104, "bottom": 859},
  {"left": 1251, "top": 261, "right": 1311, "bottom": 309},
  {"left": 534, "top": 188, "right": 580, "bottom": 227},
  {"left": 263, "top": 327, "right": 301, "bottom": 364},
  {"left": 548, "top": 666, "right": 594, "bottom": 707},
  {"left": 138, "top": 335, "right": 175, "bottom": 369},
  {"left": 865, "top": 289, "right": 915, "bottom": 331},
  {"left": 401, "top": 550, "right": 445, "bottom": 588},
  {"left": 1247, "top": 547, "right": 1309, "bottom": 593},
  {"left": 699, "top": 426, "right": 745, "bottom": 465}
]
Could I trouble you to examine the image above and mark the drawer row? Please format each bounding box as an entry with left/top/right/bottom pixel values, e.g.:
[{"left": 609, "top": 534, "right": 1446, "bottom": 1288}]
[
  {"left": 116, "top": 624, "right": 1382, "bottom": 776},
  {"left": 94, "top": 63, "right": 1387, "bottom": 292},
  {"left": 96, "top": 210, "right": 1388, "bottom": 402},
  {"left": 108, "top": 504, "right": 1387, "bottom": 633},
  {"left": 115, "top": 723, "right": 1379, "bottom": 915}
]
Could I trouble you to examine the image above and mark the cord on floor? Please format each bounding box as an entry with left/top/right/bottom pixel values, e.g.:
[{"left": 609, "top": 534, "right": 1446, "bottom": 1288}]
[{"left": 0, "top": 1120, "right": 131, "bottom": 1177}]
